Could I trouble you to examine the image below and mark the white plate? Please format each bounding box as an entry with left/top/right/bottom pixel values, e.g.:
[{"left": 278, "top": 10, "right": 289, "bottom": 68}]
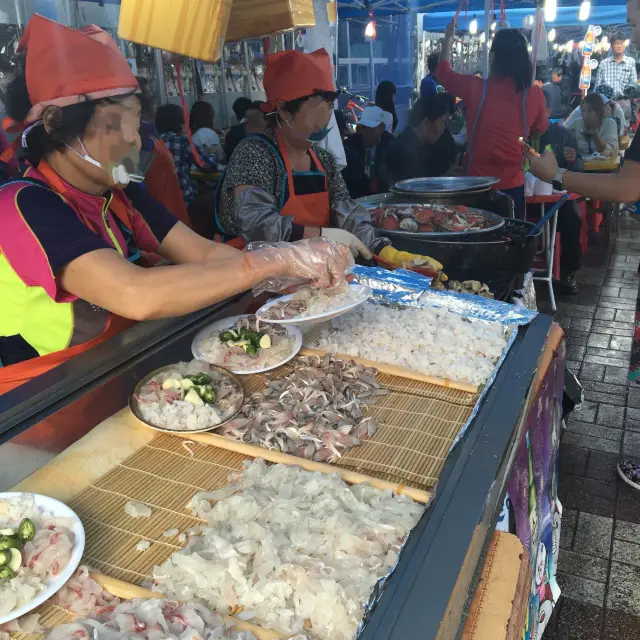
[
  {"left": 0, "top": 492, "right": 85, "bottom": 625},
  {"left": 191, "top": 315, "right": 302, "bottom": 375},
  {"left": 255, "top": 284, "right": 371, "bottom": 330}
]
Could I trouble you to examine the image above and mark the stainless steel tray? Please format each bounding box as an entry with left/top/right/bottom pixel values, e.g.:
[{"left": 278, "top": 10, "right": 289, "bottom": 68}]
[
  {"left": 390, "top": 176, "right": 500, "bottom": 196},
  {"left": 362, "top": 201, "right": 505, "bottom": 239}
]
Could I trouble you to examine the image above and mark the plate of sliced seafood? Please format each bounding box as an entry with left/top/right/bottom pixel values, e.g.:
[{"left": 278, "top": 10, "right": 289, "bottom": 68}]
[
  {"left": 191, "top": 314, "right": 302, "bottom": 375},
  {"left": 256, "top": 282, "right": 371, "bottom": 330}
]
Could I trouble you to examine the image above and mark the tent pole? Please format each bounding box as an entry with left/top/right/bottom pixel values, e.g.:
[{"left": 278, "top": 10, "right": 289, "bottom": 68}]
[
  {"left": 347, "top": 20, "right": 353, "bottom": 88},
  {"left": 369, "top": 36, "right": 375, "bottom": 100},
  {"left": 483, "top": 0, "right": 491, "bottom": 76}
]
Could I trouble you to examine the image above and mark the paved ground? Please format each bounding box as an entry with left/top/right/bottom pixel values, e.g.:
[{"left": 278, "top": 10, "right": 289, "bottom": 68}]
[{"left": 542, "top": 216, "right": 640, "bottom": 639}]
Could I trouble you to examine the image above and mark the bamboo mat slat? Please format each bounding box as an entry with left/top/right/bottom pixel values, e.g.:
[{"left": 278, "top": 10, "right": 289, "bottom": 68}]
[{"left": 219, "top": 358, "right": 477, "bottom": 490}]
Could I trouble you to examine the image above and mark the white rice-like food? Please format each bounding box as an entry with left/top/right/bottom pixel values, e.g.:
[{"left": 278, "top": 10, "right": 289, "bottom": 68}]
[
  {"left": 0, "top": 495, "right": 75, "bottom": 617},
  {"left": 124, "top": 501, "right": 152, "bottom": 519},
  {"left": 152, "top": 460, "right": 423, "bottom": 640},
  {"left": 307, "top": 302, "right": 507, "bottom": 386}
]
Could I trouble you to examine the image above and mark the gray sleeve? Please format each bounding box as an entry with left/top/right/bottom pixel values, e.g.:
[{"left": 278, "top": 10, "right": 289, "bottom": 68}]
[
  {"left": 234, "top": 187, "right": 296, "bottom": 243},
  {"left": 332, "top": 199, "right": 390, "bottom": 252}
]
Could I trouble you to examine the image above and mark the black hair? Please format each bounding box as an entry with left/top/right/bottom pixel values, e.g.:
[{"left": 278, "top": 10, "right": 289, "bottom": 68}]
[
  {"left": 490, "top": 29, "right": 533, "bottom": 93},
  {"left": 582, "top": 92, "right": 606, "bottom": 119},
  {"left": 232, "top": 97, "right": 253, "bottom": 121},
  {"left": 4, "top": 62, "right": 138, "bottom": 165},
  {"left": 552, "top": 67, "right": 563, "bottom": 77},
  {"left": 189, "top": 100, "right": 214, "bottom": 133},
  {"left": 439, "top": 91, "right": 456, "bottom": 115},
  {"left": 250, "top": 100, "right": 265, "bottom": 111},
  {"left": 427, "top": 53, "right": 440, "bottom": 74},
  {"left": 375, "top": 80, "right": 398, "bottom": 132},
  {"left": 155, "top": 103, "right": 185, "bottom": 135},
  {"left": 409, "top": 94, "right": 449, "bottom": 128},
  {"left": 536, "top": 67, "right": 551, "bottom": 84},
  {"left": 136, "top": 76, "right": 155, "bottom": 120},
  {"left": 611, "top": 31, "right": 626, "bottom": 45}
]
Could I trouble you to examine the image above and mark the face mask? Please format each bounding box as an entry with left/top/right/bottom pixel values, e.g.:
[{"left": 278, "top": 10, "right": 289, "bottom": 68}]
[
  {"left": 281, "top": 113, "right": 332, "bottom": 145},
  {"left": 67, "top": 138, "right": 152, "bottom": 185},
  {"left": 306, "top": 127, "right": 332, "bottom": 144}
]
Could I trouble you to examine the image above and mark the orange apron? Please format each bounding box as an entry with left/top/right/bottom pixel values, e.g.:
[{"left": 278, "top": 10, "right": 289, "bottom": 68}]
[
  {"left": 220, "top": 131, "right": 331, "bottom": 248},
  {"left": 0, "top": 165, "right": 138, "bottom": 397}
]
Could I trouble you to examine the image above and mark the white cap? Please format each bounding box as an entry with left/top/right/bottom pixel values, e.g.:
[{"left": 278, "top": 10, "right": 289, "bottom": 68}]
[{"left": 358, "top": 106, "right": 392, "bottom": 129}]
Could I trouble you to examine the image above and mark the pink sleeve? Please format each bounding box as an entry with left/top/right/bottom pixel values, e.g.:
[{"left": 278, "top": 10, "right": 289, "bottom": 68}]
[
  {"left": 435, "top": 61, "right": 476, "bottom": 101},
  {"left": 530, "top": 86, "right": 549, "bottom": 135}
]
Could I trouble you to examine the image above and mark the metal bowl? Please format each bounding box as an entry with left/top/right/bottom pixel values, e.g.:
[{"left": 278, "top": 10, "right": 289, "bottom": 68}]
[
  {"left": 129, "top": 363, "right": 245, "bottom": 434},
  {"left": 390, "top": 176, "right": 500, "bottom": 196}
]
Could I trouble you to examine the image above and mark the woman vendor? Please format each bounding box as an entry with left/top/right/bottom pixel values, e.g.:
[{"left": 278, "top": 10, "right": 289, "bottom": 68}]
[
  {"left": 217, "top": 49, "right": 389, "bottom": 260},
  {"left": 0, "top": 16, "right": 351, "bottom": 392}
]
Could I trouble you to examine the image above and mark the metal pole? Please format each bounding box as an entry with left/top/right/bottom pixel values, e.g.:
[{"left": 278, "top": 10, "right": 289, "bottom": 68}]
[
  {"left": 369, "top": 36, "right": 375, "bottom": 100},
  {"left": 532, "top": 6, "right": 543, "bottom": 83},
  {"left": 243, "top": 41, "right": 251, "bottom": 98},
  {"left": 153, "top": 49, "right": 167, "bottom": 106},
  {"left": 346, "top": 20, "right": 353, "bottom": 88},
  {"left": 483, "top": 0, "right": 491, "bottom": 76}
]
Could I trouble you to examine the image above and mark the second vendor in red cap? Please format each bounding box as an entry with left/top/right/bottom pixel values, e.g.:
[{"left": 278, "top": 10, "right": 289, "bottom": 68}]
[{"left": 217, "top": 48, "right": 389, "bottom": 258}]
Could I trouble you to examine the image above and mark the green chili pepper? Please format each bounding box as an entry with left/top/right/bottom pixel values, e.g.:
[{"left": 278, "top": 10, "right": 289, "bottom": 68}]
[
  {"left": 0, "top": 565, "right": 15, "bottom": 580},
  {"left": 0, "top": 549, "right": 10, "bottom": 566},
  {"left": 0, "top": 536, "right": 22, "bottom": 551},
  {"left": 17, "top": 519, "right": 35, "bottom": 543}
]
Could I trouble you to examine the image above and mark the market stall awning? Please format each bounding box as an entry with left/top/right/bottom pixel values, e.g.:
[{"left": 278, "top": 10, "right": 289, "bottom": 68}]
[{"left": 421, "top": 3, "right": 628, "bottom": 29}]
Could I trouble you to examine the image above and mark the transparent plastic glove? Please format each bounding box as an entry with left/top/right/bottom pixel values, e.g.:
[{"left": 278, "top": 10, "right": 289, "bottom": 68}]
[
  {"left": 320, "top": 227, "right": 373, "bottom": 259},
  {"left": 245, "top": 237, "right": 354, "bottom": 296}
]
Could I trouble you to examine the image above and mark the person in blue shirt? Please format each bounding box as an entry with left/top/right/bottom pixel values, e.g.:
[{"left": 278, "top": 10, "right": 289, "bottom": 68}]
[{"left": 420, "top": 53, "right": 440, "bottom": 99}]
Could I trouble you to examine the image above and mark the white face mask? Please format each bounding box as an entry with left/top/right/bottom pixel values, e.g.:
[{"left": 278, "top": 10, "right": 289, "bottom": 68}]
[{"left": 66, "top": 138, "right": 148, "bottom": 185}]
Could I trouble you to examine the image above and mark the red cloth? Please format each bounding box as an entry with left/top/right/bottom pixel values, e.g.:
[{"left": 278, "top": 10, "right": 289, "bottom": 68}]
[
  {"left": 5, "top": 15, "right": 138, "bottom": 131},
  {"left": 262, "top": 49, "right": 335, "bottom": 113},
  {"left": 436, "top": 61, "right": 549, "bottom": 190}
]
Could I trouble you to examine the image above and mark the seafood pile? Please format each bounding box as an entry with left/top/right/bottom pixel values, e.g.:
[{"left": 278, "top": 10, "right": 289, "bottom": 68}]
[
  {"left": 134, "top": 362, "right": 243, "bottom": 432},
  {"left": 0, "top": 496, "right": 75, "bottom": 617},
  {"left": 218, "top": 355, "right": 388, "bottom": 462},
  {"left": 308, "top": 302, "right": 508, "bottom": 386},
  {"left": 46, "top": 599, "right": 268, "bottom": 640},
  {"left": 196, "top": 316, "right": 298, "bottom": 372},
  {"left": 152, "top": 460, "right": 424, "bottom": 640},
  {"left": 371, "top": 203, "right": 493, "bottom": 233},
  {"left": 257, "top": 283, "right": 366, "bottom": 321},
  {"left": 432, "top": 279, "right": 494, "bottom": 299}
]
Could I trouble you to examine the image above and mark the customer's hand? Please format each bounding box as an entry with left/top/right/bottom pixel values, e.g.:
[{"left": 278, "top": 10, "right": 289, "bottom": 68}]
[
  {"left": 526, "top": 149, "right": 558, "bottom": 184},
  {"left": 445, "top": 20, "right": 456, "bottom": 37},
  {"left": 563, "top": 148, "right": 577, "bottom": 164}
]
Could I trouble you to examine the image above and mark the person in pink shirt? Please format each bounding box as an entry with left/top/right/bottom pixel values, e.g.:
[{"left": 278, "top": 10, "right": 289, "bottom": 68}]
[{"left": 437, "top": 22, "right": 548, "bottom": 217}]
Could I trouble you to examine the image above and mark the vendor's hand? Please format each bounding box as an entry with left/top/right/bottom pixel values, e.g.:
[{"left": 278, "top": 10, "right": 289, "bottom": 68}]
[
  {"left": 320, "top": 227, "right": 373, "bottom": 260},
  {"left": 245, "top": 237, "right": 354, "bottom": 295},
  {"left": 525, "top": 149, "right": 558, "bottom": 184},
  {"left": 563, "top": 148, "right": 577, "bottom": 164}
]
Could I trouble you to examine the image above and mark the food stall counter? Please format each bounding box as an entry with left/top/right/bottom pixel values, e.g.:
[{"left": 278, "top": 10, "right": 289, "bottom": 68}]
[{"left": 0, "top": 290, "right": 559, "bottom": 640}]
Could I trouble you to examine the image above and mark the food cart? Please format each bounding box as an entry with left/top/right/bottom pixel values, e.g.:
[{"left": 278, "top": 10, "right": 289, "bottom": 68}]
[{"left": 0, "top": 282, "right": 564, "bottom": 639}]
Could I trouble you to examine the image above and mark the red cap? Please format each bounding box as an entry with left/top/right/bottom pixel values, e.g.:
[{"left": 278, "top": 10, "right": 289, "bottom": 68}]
[
  {"left": 262, "top": 48, "right": 335, "bottom": 113},
  {"left": 7, "top": 14, "right": 138, "bottom": 132}
]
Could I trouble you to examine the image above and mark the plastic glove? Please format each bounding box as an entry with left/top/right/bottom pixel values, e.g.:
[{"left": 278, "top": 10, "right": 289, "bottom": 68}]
[
  {"left": 244, "top": 237, "right": 354, "bottom": 296},
  {"left": 320, "top": 227, "right": 373, "bottom": 260}
]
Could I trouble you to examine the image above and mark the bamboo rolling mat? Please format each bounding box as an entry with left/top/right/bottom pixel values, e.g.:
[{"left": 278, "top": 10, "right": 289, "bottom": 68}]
[
  {"left": 218, "top": 358, "right": 477, "bottom": 491},
  {"left": 12, "top": 438, "right": 281, "bottom": 640}
]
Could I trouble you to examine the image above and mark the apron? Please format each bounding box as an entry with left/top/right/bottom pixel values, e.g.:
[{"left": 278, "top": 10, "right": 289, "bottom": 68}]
[
  {"left": 0, "top": 163, "right": 138, "bottom": 396},
  {"left": 217, "top": 130, "right": 331, "bottom": 249}
]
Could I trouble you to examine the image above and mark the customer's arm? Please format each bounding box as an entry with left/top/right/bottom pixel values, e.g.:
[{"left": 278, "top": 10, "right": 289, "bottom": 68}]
[
  {"left": 435, "top": 21, "right": 478, "bottom": 101},
  {"left": 595, "top": 118, "right": 619, "bottom": 157}
]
